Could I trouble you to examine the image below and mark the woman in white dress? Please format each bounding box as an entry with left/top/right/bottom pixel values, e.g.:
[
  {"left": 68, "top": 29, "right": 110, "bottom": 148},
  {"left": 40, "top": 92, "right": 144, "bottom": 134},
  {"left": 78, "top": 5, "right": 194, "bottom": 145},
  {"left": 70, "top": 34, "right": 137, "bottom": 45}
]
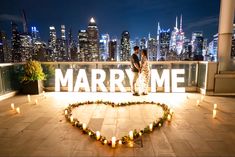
[{"left": 140, "top": 49, "right": 150, "bottom": 95}]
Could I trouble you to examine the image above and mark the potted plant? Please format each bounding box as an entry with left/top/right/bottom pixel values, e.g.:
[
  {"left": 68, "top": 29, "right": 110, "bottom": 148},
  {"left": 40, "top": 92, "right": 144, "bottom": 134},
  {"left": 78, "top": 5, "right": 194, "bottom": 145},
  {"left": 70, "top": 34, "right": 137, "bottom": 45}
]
[{"left": 20, "top": 60, "right": 46, "bottom": 94}]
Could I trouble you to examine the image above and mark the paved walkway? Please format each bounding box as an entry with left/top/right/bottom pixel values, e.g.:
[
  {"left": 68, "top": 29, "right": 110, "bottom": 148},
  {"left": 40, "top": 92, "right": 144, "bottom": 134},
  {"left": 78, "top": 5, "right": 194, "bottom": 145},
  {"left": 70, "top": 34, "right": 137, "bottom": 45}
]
[{"left": 0, "top": 92, "right": 235, "bottom": 157}]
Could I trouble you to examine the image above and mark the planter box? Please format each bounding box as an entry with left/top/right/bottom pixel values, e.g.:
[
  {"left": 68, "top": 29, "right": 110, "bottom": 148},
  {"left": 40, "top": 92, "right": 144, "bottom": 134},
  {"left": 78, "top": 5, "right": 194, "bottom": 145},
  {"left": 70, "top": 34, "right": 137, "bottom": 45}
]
[{"left": 21, "top": 80, "right": 43, "bottom": 95}]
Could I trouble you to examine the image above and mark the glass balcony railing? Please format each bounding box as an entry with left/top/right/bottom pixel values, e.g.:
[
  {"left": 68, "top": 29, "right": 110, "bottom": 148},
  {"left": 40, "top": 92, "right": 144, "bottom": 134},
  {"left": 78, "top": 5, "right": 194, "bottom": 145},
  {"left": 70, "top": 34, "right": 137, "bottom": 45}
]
[{"left": 0, "top": 61, "right": 216, "bottom": 96}]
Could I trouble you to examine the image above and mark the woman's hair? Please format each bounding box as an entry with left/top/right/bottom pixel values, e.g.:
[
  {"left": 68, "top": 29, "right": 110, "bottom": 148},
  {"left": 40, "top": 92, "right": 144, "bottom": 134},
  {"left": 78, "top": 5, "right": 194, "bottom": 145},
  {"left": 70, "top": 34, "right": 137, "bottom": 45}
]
[{"left": 142, "top": 49, "right": 148, "bottom": 58}]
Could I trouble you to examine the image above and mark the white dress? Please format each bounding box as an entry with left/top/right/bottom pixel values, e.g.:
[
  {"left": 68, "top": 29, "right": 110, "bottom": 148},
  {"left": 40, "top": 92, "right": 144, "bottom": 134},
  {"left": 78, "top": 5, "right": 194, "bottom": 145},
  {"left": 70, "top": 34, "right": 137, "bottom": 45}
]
[{"left": 140, "top": 56, "right": 150, "bottom": 94}]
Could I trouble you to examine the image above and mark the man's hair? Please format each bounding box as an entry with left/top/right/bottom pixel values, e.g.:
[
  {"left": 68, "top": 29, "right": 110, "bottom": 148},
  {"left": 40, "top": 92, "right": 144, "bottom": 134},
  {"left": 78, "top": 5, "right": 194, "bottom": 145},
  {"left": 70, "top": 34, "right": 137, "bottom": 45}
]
[{"left": 134, "top": 46, "right": 139, "bottom": 51}]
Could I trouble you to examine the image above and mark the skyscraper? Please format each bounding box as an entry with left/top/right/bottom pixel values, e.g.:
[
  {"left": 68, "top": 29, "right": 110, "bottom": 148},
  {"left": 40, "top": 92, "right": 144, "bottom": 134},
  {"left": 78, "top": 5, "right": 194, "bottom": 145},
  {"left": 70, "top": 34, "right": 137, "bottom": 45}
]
[
  {"left": 31, "top": 26, "right": 40, "bottom": 43},
  {"left": 147, "top": 33, "right": 157, "bottom": 61},
  {"left": 120, "top": 31, "right": 130, "bottom": 61},
  {"left": 78, "top": 30, "right": 88, "bottom": 61},
  {"left": 0, "top": 31, "right": 7, "bottom": 63},
  {"left": 19, "top": 33, "right": 33, "bottom": 61},
  {"left": 22, "top": 10, "right": 28, "bottom": 33},
  {"left": 191, "top": 31, "right": 204, "bottom": 60},
  {"left": 156, "top": 22, "right": 161, "bottom": 60},
  {"left": 140, "top": 37, "right": 147, "bottom": 50},
  {"left": 48, "top": 26, "right": 56, "bottom": 61},
  {"left": 48, "top": 26, "right": 57, "bottom": 61},
  {"left": 108, "top": 39, "right": 117, "bottom": 61},
  {"left": 159, "top": 29, "right": 171, "bottom": 61},
  {"left": 99, "top": 34, "right": 110, "bottom": 61},
  {"left": 11, "top": 22, "right": 21, "bottom": 62},
  {"left": 170, "top": 15, "right": 184, "bottom": 55},
  {"left": 87, "top": 17, "right": 99, "bottom": 61},
  {"left": 68, "top": 28, "right": 78, "bottom": 61},
  {"left": 60, "top": 25, "right": 68, "bottom": 60}
]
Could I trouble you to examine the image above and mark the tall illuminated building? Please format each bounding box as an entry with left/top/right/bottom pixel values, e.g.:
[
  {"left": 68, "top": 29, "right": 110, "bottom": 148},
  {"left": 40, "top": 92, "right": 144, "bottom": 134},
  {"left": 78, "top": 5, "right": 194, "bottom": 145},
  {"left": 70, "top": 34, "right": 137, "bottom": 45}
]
[
  {"left": 108, "top": 39, "right": 117, "bottom": 61},
  {"left": 68, "top": 28, "right": 78, "bottom": 61},
  {"left": 20, "top": 33, "right": 33, "bottom": 61},
  {"left": 156, "top": 22, "right": 161, "bottom": 60},
  {"left": 191, "top": 31, "right": 204, "bottom": 60},
  {"left": 120, "top": 31, "right": 130, "bottom": 61},
  {"left": 170, "top": 15, "right": 185, "bottom": 55},
  {"left": 11, "top": 22, "right": 21, "bottom": 62},
  {"left": 60, "top": 25, "right": 68, "bottom": 60},
  {"left": 78, "top": 30, "right": 88, "bottom": 61},
  {"left": 0, "top": 31, "right": 7, "bottom": 63},
  {"left": 31, "top": 26, "right": 40, "bottom": 44},
  {"left": 140, "top": 37, "right": 147, "bottom": 50},
  {"left": 159, "top": 29, "right": 171, "bottom": 61},
  {"left": 99, "top": 34, "right": 110, "bottom": 61},
  {"left": 48, "top": 26, "right": 57, "bottom": 61},
  {"left": 87, "top": 17, "right": 99, "bottom": 61},
  {"left": 147, "top": 33, "right": 157, "bottom": 61}
]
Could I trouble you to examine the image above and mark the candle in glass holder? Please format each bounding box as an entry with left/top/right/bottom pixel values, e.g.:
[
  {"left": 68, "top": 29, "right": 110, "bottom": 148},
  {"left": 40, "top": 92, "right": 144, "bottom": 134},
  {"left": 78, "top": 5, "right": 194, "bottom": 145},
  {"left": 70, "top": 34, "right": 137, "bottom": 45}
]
[
  {"left": 213, "top": 109, "right": 217, "bottom": 119},
  {"left": 16, "top": 107, "right": 20, "bottom": 114},
  {"left": 82, "top": 123, "right": 87, "bottom": 130},
  {"left": 104, "top": 140, "right": 107, "bottom": 144},
  {"left": 214, "top": 103, "right": 217, "bottom": 110},
  {"left": 11, "top": 103, "right": 15, "bottom": 110},
  {"left": 27, "top": 95, "right": 31, "bottom": 102},
  {"left": 112, "top": 136, "right": 116, "bottom": 148},
  {"left": 196, "top": 100, "right": 200, "bottom": 106},
  {"left": 159, "top": 123, "right": 162, "bottom": 127},
  {"left": 149, "top": 123, "right": 153, "bottom": 131},
  {"left": 129, "top": 131, "right": 133, "bottom": 140},
  {"left": 118, "top": 140, "right": 122, "bottom": 145},
  {"left": 96, "top": 131, "right": 100, "bottom": 140}
]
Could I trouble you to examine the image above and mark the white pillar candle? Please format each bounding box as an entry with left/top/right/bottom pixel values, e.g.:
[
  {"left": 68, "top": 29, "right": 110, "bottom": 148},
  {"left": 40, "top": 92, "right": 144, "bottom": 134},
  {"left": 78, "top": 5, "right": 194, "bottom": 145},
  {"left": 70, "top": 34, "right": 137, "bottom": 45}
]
[
  {"left": 129, "top": 131, "right": 133, "bottom": 140},
  {"left": 64, "top": 110, "right": 68, "bottom": 115},
  {"left": 70, "top": 116, "right": 73, "bottom": 122},
  {"left": 112, "top": 136, "right": 116, "bottom": 148},
  {"left": 196, "top": 100, "right": 200, "bottom": 106},
  {"left": 104, "top": 140, "right": 107, "bottom": 144},
  {"left": 11, "top": 103, "right": 15, "bottom": 110},
  {"left": 43, "top": 91, "right": 45, "bottom": 96},
  {"left": 27, "top": 95, "right": 31, "bottom": 102},
  {"left": 159, "top": 123, "right": 162, "bottom": 127},
  {"left": 214, "top": 103, "right": 217, "bottom": 110},
  {"left": 213, "top": 109, "right": 217, "bottom": 119},
  {"left": 149, "top": 123, "right": 153, "bottom": 131},
  {"left": 167, "top": 114, "right": 171, "bottom": 121},
  {"left": 35, "top": 99, "right": 38, "bottom": 105},
  {"left": 82, "top": 123, "right": 87, "bottom": 130},
  {"left": 201, "top": 96, "right": 204, "bottom": 101},
  {"left": 96, "top": 131, "right": 100, "bottom": 140},
  {"left": 16, "top": 107, "right": 20, "bottom": 114},
  {"left": 118, "top": 140, "right": 122, "bottom": 145}
]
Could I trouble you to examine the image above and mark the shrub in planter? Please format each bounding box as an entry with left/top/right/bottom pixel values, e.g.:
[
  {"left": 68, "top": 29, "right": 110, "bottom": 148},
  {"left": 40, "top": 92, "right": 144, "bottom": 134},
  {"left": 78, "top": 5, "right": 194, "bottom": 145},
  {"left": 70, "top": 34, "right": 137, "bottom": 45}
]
[{"left": 20, "top": 60, "right": 46, "bottom": 94}]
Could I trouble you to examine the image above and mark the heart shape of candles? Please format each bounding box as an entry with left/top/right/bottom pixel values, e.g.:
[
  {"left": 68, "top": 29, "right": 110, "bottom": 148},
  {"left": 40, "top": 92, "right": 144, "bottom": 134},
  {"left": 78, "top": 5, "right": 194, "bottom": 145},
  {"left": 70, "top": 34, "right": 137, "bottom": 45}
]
[{"left": 64, "top": 100, "right": 172, "bottom": 148}]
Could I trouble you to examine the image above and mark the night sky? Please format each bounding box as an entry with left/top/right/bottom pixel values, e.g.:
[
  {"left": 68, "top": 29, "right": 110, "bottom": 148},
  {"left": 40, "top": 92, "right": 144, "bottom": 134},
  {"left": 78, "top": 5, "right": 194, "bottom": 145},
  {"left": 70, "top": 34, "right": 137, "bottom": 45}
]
[{"left": 0, "top": 0, "right": 220, "bottom": 41}]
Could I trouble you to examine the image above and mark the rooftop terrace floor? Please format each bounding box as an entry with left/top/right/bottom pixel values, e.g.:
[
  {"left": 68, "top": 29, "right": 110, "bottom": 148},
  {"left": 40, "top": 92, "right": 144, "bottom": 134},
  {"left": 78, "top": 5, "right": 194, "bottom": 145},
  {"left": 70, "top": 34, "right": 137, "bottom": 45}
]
[{"left": 0, "top": 92, "right": 235, "bottom": 157}]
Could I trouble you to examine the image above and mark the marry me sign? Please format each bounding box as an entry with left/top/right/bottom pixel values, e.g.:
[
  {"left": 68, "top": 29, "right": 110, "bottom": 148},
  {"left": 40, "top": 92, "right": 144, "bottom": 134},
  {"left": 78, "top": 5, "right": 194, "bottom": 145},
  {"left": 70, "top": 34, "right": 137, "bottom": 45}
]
[{"left": 54, "top": 68, "right": 186, "bottom": 93}]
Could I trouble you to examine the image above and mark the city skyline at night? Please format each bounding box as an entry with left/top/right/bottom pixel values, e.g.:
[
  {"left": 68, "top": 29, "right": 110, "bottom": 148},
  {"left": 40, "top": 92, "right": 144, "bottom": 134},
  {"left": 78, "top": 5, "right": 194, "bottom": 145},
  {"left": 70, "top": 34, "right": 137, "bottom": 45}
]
[{"left": 0, "top": 0, "right": 220, "bottom": 41}]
